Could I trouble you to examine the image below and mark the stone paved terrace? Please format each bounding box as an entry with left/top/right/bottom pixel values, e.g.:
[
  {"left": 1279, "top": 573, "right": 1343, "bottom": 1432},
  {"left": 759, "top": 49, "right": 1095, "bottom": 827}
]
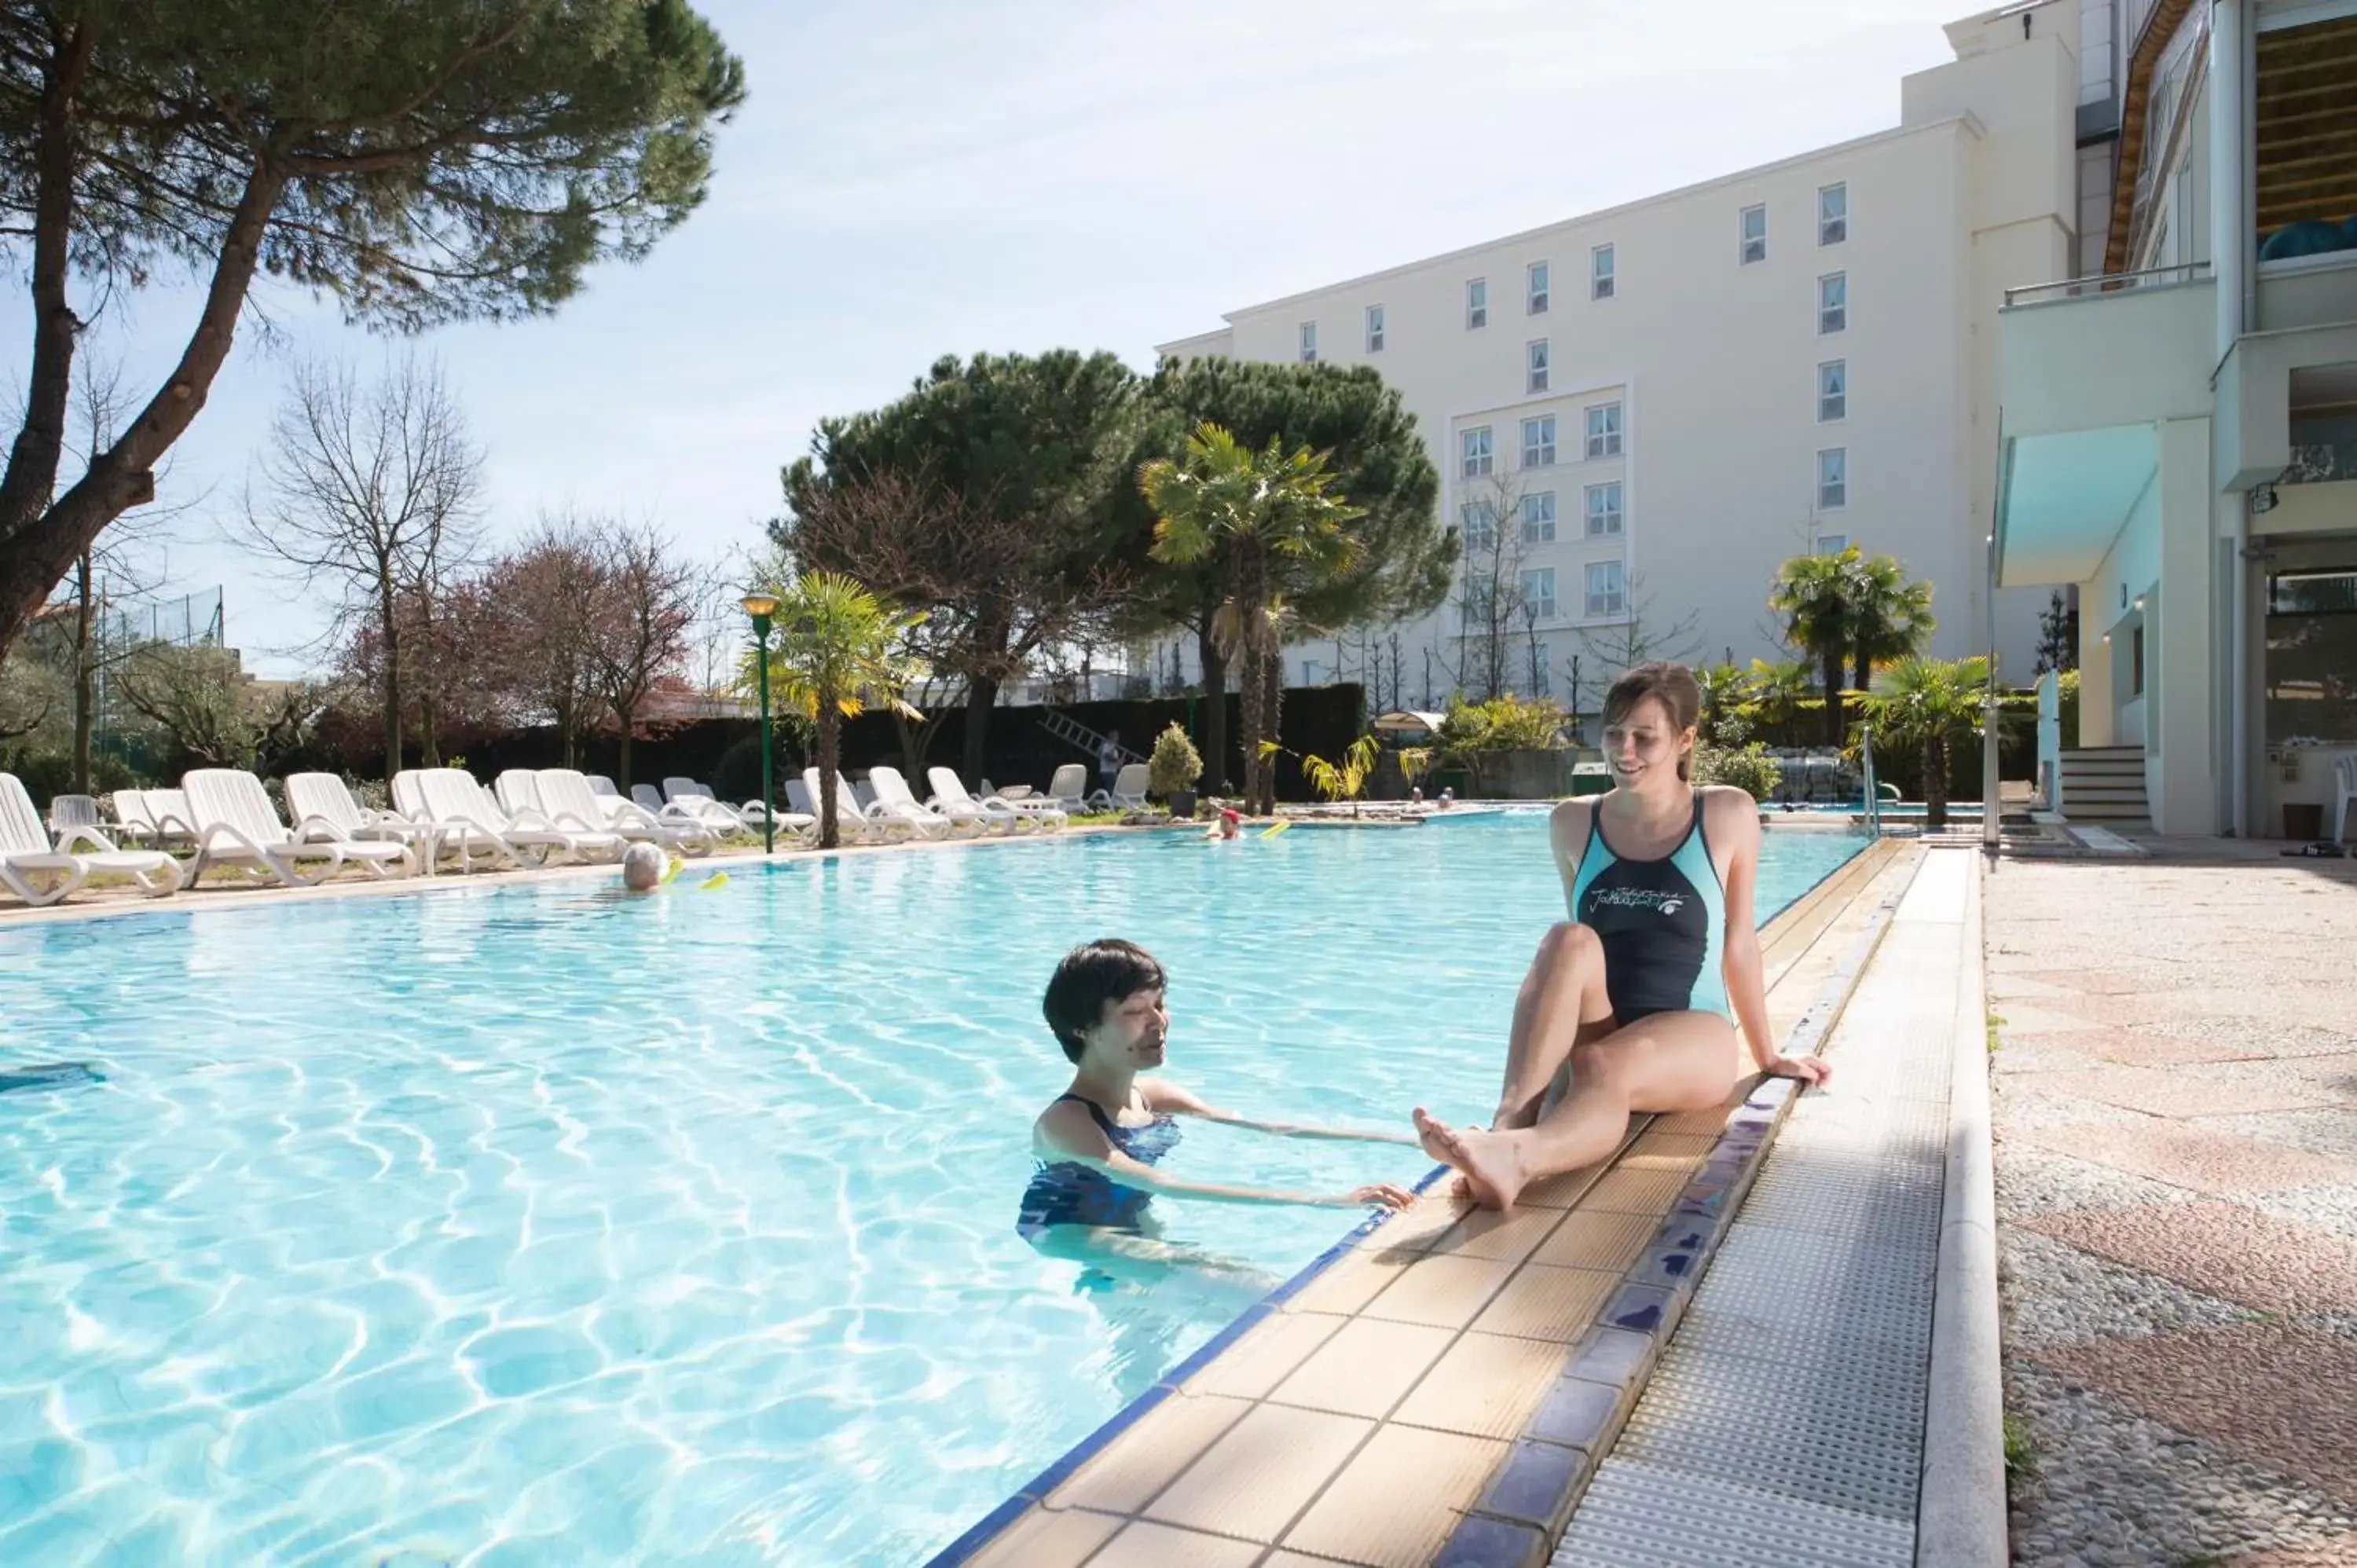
[{"left": 1985, "top": 848, "right": 2357, "bottom": 1568}]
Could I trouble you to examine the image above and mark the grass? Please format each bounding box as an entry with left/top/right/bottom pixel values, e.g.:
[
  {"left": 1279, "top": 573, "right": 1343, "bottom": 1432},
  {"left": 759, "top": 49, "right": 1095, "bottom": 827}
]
[
  {"left": 1986, "top": 1011, "right": 2007, "bottom": 1055},
  {"left": 2002, "top": 1414, "right": 2038, "bottom": 1480}
]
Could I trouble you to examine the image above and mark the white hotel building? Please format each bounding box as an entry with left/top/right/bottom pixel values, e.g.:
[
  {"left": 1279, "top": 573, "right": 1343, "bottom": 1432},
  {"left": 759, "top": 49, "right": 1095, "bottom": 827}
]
[{"left": 1154, "top": 2, "right": 2108, "bottom": 712}]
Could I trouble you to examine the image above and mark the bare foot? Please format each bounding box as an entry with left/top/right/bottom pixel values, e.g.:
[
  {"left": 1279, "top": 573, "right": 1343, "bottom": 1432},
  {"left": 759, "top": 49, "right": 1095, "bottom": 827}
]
[{"left": 1413, "top": 1108, "right": 1526, "bottom": 1213}]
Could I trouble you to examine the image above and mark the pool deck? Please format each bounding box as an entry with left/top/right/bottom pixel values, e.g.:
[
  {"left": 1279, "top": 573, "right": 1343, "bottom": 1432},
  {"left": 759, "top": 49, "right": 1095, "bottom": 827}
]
[{"left": 936, "top": 835, "right": 1926, "bottom": 1568}]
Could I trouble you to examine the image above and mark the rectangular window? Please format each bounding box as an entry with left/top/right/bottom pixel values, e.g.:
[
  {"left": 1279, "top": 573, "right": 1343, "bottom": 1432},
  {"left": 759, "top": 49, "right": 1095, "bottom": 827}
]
[
  {"left": 1585, "top": 401, "right": 1622, "bottom": 459},
  {"left": 1817, "top": 447, "right": 1848, "bottom": 511},
  {"left": 1528, "top": 260, "right": 1550, "bottom": 315},
  {"left": 1461, "top": 579, "right": 1496, "bottom": 624},
  {"left": 1527, "top": 338, "right": 1550, "bottom": 394},
  {"left": 1467, "top": 277, "right": 1488, "bottom": 329},
  {"left": 1521, "top": 490, "right": 1557, "bottom": 544},
  {"left": 1521, "top": 413, "right": 1556, "bottom": 468},
  {"left": 1819, "top": 182, "right": 1848, "bottom": 245},
  {"left": 1299, "top": 321, "right": 1318, "bottom": 363},
  {"left": 1592, "top": 244, "right": 1615, "bottom": 299},
  {"left": 1818, "top": 359, "right": 1846, "bottom": 423},
  {"left": 2131, "top": 623, "right": 2145, "bottom": 696},
  {"left": 1585, "top": 482, "right": 1622, "bottom": 537},
  {"left": 1460, "top": 500, "right": 1499, "bottom": 553},
  {"left": 1365, "top": 304, "right": 1384, "bottom": 354},
  {"left": 1521, "top": 567, "right": 1557, "bottom": 621},
  {"left": 1816, "top": 533, "right": 1848, "bottom": 555},
  {"left": 1585, "top": 561, "right": 1627, "bottom": 617},
  {"left": 1819, "top": 272, "right": 1846, "bottom": 334},
  {"left": 1461, "top": 425, "right": 1494, "bottom": 478},
  {"left": 1740, "top": 203, "right": 1768, "bottom": 265}
]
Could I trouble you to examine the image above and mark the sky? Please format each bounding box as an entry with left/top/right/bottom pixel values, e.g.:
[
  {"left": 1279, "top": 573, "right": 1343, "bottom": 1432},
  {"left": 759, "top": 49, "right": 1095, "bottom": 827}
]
[{"left": 5, "top": 0, "right": 1984, "bottom": 677}]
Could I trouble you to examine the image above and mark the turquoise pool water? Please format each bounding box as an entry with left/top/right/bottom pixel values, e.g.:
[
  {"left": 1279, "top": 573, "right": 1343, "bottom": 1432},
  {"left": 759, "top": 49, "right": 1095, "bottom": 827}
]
[{"left": 0, "top": 815, "right": 1861, "bottom": 1566}]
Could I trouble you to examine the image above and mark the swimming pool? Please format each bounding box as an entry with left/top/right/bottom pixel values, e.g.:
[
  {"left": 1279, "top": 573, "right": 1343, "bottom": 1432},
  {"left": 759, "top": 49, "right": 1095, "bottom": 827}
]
[{"left": 0, "top": 815, "right": 1862, "bottom": 1566}]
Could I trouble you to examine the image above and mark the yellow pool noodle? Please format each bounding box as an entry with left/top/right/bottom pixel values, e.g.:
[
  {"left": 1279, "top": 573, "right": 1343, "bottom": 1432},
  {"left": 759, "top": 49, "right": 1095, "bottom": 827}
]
[
  {"left": 1259, "top": 820, "right": 1290, "bottom": 838},
  {"left": 698, "top": 871, "right": 729, "bottom": 891}
]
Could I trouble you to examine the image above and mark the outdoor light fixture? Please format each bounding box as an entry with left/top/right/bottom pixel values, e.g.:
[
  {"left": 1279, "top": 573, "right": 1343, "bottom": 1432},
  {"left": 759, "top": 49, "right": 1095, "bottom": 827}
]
[
  {"left": 2134, "top": 595, "right": 2146, "bottom": 612},
  {"left": 740, "top": 591, "right": 781, "bottom": 854}
]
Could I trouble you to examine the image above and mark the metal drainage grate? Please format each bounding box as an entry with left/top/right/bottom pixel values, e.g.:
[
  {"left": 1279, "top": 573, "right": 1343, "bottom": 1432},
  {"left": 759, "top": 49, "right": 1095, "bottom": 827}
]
[{"left": 1554, "top": 1456, "right": 1914, "bottom": 1568}]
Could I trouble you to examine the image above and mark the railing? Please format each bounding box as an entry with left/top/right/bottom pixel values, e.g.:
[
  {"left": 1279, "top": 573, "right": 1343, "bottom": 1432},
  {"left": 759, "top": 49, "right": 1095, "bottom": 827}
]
[{"left": 2001, "top": 260, "right": 2212, "bottom": 309}]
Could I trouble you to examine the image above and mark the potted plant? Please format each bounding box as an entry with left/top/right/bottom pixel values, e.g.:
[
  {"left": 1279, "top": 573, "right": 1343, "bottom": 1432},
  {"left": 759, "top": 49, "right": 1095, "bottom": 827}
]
[{"left": 1149, "top": 722, "right": 1204, "bottom": 818}]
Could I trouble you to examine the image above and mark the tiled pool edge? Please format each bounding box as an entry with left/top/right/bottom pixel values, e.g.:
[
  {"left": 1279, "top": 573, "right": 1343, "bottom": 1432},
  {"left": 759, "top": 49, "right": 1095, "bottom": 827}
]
[
  {"left": 1431, "top": 844, "right": 1923, "bottom": 1568},
  {"left": 923, "top": 832, "right": 1903, "bottom": 1568}
]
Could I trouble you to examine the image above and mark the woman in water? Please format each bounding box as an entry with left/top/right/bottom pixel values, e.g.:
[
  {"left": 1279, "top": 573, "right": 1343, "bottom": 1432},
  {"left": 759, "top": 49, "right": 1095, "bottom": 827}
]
[
  {"left": 1413, "top": 661, "right": 1832, "bottom": 1212},
  {"left": 1020, "top": 939, "right": 1417, "bottom": 1248}
]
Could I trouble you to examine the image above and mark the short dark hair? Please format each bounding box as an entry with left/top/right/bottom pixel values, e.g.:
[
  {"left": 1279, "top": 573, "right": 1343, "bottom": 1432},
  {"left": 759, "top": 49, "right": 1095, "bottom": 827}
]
[
  {"left": 1602, "top": 661, "right": 1703, "bottom": 781},
  {"left": 1043, "top": 939, "right": 1167, "bottom": 1062}
]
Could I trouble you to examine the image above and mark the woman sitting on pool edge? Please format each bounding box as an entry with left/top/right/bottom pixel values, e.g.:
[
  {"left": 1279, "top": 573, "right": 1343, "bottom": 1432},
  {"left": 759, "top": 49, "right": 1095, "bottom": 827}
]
[
  {"left": 1020, "top": 939, "right": 1417, "bottom": 1249},
  {"left": 1412, "top": 661, "right": 1832, "bottom": 1214}
]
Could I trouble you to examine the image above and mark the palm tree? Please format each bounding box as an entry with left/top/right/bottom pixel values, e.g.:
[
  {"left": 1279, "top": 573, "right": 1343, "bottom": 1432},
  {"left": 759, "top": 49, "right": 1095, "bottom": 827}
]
[
  {"left": 1850, "top": 655, "right": 1988, "bottom": 828},
  {"left": 746, "top": 571, "right": 924, "bottom": 848},
  {"left": 1849, "top": 553, "right": 1936, "bottom": 698},
  {"left": 1743, "top": 657, "right": 1813, "bottom": 739},
  {"left": 1769, "top": 548, "right": 1859, "bottom": 743},
  {"left": 1142, "top": 423, "right": 1363, "bottom": 815}
]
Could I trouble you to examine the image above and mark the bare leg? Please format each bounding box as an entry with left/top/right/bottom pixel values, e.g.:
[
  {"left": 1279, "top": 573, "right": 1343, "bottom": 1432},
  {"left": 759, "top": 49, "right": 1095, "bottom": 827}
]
[
  {"left": 1416, "top": 1010, "right": 1739, "bottom": 1212},
  {"left": 1492, "top": 923, "right": 1617, "bottom": 1130}
]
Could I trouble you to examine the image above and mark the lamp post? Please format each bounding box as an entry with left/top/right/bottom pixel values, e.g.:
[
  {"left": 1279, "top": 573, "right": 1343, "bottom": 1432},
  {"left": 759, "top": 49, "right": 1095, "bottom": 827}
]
[{"left": 740, "top": 590, "right": 780, "bottom": 855}]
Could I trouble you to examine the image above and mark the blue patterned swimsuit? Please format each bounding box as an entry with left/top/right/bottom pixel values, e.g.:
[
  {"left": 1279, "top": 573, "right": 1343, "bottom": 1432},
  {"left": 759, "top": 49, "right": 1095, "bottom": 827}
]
[{"left": 1017, "top": 1094, "right": 1182, "bottom": 1236}]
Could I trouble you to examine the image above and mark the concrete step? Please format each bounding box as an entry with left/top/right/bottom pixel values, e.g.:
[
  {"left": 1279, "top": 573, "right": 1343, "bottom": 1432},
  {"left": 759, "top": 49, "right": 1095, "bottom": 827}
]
[
  {"left": 2061, "top": 760, "right": 2146, "bottom": 777},
  {"left": 2062, "top": 746, "right": 2144, "bottom": 758},
  {"left": 2062, "top": 804, "right": 2152, "bottom": 822}
]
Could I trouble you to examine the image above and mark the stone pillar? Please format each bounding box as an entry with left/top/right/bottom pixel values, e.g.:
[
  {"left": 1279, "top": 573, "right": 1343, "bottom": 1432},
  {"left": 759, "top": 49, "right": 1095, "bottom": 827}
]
[{"left": 2153, "top": 416, "right": 2218, "bottom": 834}]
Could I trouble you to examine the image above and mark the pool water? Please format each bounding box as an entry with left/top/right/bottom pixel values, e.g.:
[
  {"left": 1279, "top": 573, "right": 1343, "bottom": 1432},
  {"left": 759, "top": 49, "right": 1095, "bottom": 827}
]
[{"left": 0, "top": 815, "right": 1861, "bottom": 1566}]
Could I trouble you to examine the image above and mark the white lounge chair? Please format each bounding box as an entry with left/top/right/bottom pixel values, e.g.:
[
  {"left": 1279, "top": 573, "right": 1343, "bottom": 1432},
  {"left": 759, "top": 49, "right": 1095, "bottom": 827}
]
[
  {"left": 1105, "top": 762, "right": 1150, "bottom": 811},
  {"left": 2331, "top": 750, "right": 2355, "bottom": 844},
  {"left": 1045, "top": 763, "right": 1093, "bottom": 813},
  {"left": 285, "top": 773, "right": 439, "bottom": 870},
  {"left": 145, "top": 788, "right": 200, "bottom": 846},
  {"left": 851, "top": 778, "right": 878, "bottom": 811},
  {"left": 412, "top": 768, "right": 621, "bottom": 870},
  {"left": 864, "top": 766, "right": 961, "bottom": 838},
  {"left": 538, "top": 768, "right": 732, "bottom": 854},
  {"left": 0, "top": 772, "right": 182, "bottom": 906},
  {"left": 108, "top": 789, "right": 174, "bottom": 847},
  {"left": 784, "top": 778, "right": 816, "bottom": 815},
  {"left": 663, "top": 777, "right": 772, "bottom": 834},
  {"left": 46, "top": 793, "right": 104, "bottom": 839},
  {"left": 802, "top": 768, "right": 911, "bottom": 842},
  {"left": 181, "top": 768, "right": 412, "bottom": 886},
  {"left": 927, "top": 767, "right": 1061, "bottom": 833}
]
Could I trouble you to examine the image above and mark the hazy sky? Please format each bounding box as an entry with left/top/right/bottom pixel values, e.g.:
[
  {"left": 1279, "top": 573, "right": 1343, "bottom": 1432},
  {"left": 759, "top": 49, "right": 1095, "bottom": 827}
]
[{"left": 7, "top": 0, "right": 1981, "bottom": 676}]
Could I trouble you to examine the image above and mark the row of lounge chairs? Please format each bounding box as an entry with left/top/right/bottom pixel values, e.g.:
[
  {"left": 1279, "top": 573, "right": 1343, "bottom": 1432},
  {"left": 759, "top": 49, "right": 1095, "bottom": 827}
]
[{"left": 2, "top": 759, "right": 1110, "bottom": 909}]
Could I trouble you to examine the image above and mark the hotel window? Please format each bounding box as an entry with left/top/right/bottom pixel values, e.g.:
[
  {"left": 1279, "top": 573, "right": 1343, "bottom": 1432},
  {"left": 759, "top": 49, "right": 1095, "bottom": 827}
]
[
  {"left": 1528, "top": 260, "right": 1550, "bottom": 315},
  {"left": 1299, "top": 321, "right": 1318, "bottom": 363},
  {"left": 1820, "top": 272, "right": 1847, "bottom": 335},
  {"left": 1585, "top": 561, "right": 1627, "bottom": 617},
  {"left": 1585, "top": 401, "right": 1622, "bottom": 459},
  {"left": 1817, "top": 447, "right": 1848, "bottom": 511},
  {"left": 1460, "top": 500, "right": 1499, "bottom": 553},
  {"left": 1819, "top": 182, "right": 1848, "bottom": 245},
  {"left": 1527, "top": 338, "right": 1551, "bottom": 394},
  {"left": 1816, "top": 533, "right": 1848, "bottom": 555},
  {"left": 1461, "top": 425, "right": 1494, "bottom": 478},
  {"left": 1592, "top": 244, "right": 1615, "bottom": 299},
  {"left": 1522, "top": 414, "right": 1556, "bottom": 468},
  {"left": 1365, "top": 304, "right": 1385, "bottom": 354},
  {"left": 1521, "top": 567, "right": 1557, "bottom": 620},
  {"left": 1740, "top": 203, "right": 1768, "bottom": 265},
  {"left": 1522, "top": 491, "right": 1557, "bottom": 544},
  {"left": 1818, "top": 359, "right": 1846, "bottom": 423},
  {"left": 1585, "top": 482, "right": 1622, "bottom": 537},
  {"left": 1467, "top": 277, "right": 1488, "bottom": 329}
]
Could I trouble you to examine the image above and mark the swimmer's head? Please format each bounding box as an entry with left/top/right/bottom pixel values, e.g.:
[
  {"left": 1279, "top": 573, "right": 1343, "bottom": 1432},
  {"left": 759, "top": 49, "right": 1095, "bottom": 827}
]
[
  {"left": 1043, "top": 939, "right": 1168, "bottom": 1065},
  {"left": 621, "top": 842, "right": 666, "bottom": 891},
  {"left": 1218, "top": 808, "right": 1241, "bottom": 839}
]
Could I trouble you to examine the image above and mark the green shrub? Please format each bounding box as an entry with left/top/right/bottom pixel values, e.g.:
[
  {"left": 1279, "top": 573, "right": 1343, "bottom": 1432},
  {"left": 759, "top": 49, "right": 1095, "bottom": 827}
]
[
  {"left": 1693, "top": 742, "right": 1782, "bottom": 801},
  {"left": 1437, "top": 693, "right": 1568, "bottom": 754},
  {"left": 1147, "top": 722, "right": 1202, "bottom": 797}
]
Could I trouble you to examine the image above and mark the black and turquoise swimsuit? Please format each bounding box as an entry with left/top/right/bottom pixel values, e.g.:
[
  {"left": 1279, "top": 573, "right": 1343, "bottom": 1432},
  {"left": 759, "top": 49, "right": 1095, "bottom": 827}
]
[
  {"left": 1017, "top": 1094, "right": 1182, "bottom": 1236},
  {"left": 1567, "top": 791, "right": 1731, "bottom": 1024}
]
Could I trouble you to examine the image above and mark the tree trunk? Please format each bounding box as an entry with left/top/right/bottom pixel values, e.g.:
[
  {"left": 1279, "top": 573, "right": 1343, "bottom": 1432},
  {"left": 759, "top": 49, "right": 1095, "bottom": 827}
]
[
  {"left": 71, "top": 550, "right": 93, "bottom": 792},
  {"left": 817, "top": 704, "right": 841, "bottom": 848},
  {"left": 1820, "top": 650, "right": 1846, "bottom": 745},
  {"left": 1196, "top": 622, "right": 1230, "bottom": 793},
  {"left": 616, "top": 711, "right": 634, "bottom": 790},
  {"left": 380, "top": 600, "right": 404, "bottom": 786},
  {"left": 419, "top": 698, "right": 441, "bottom": 768},
  {"left": 1259, "top": 639, "right": 1283, "bottom": 817},
  {"left": 1233, "top": 552, "right": 1267, "bottom": 811},
  {"left": 962, "top": 674, "right": 998, "bottom": 784}
]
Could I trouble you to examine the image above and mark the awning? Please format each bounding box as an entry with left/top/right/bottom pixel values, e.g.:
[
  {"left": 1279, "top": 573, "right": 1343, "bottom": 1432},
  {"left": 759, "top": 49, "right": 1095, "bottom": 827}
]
[{"left": 1371, "top": 711, "right": 1446, "bottom": 739}]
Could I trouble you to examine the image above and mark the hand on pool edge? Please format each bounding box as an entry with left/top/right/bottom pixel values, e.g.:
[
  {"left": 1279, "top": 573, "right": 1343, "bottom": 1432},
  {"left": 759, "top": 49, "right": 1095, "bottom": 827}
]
[
  {"left": 1758, "top": 1052, "right": 1833, "bottom": 1087},
  {"left": 1332, "top": 1183, "right": 1417, "bottom": 1211}
]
